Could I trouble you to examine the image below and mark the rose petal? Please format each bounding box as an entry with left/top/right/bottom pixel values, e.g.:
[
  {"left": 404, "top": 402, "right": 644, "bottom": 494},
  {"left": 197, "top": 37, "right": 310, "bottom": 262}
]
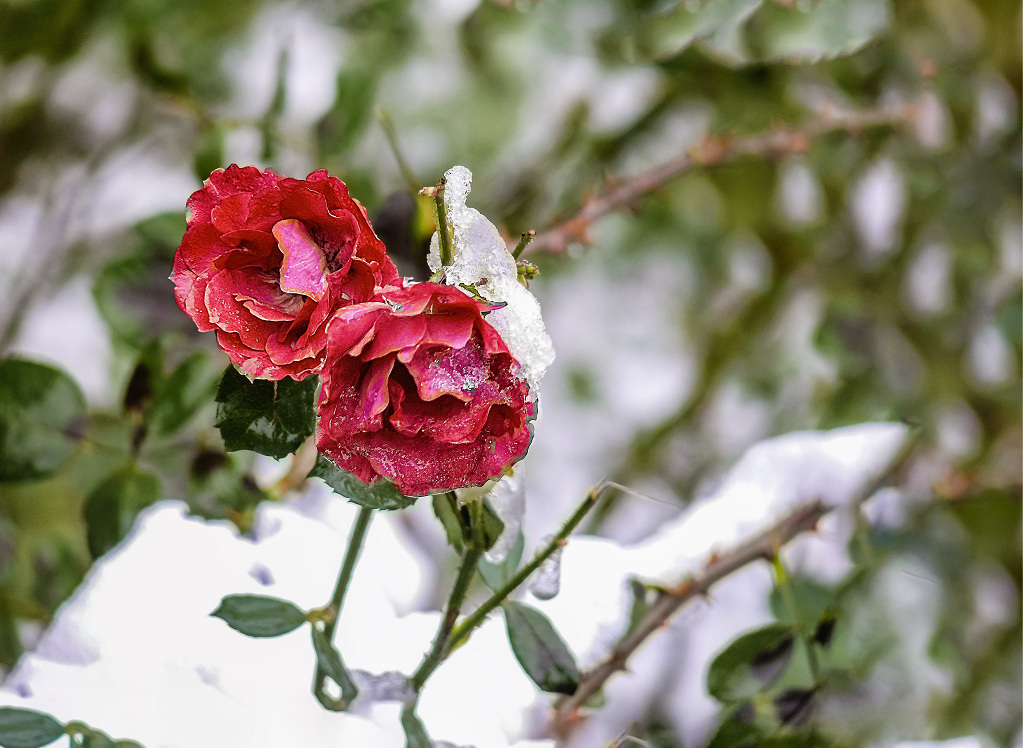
[
  {"left": 205, "top": 271, "right": 278, "bottom": 347},
  {"left": 358, "top": 356, "right": 395, "bottom": 429},
  {"left": 361, "top": 314, "right": 427, "bottom": 361},
  {"left": 272, "top": 219, "right": 328, "bottom": 301},
  {"left": 404, "top": 338, "right": 490, "bottom": 402}
]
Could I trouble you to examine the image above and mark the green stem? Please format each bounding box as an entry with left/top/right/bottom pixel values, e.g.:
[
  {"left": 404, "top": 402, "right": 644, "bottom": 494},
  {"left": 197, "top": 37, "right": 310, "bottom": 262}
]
[
  {"left": 772, "top": 554, "right": 821, "bottom": 685},
  {"left": 434, "top": 177, "right": 453, "bottom": 267},
  {"left": 446, "top": 484, "right": 603, "bottom": 653},
  {"left": 377, "top": 108, "right": 418, "bottom": 192},
  {"left": 313, "top": 506, "right": 374, "bottom": 700},
  {"left": 410, "top": 498, "right": 485, "bottom": 690},
  {"left": 512, "top": 230, "right": 535, "bottom": 259}
]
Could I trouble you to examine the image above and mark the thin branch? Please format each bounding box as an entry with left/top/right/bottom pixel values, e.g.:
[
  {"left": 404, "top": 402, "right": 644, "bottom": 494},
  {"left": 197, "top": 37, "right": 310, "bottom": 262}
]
[
  {"left": 377, "top": 108, "right": 419, "bottom": 192},
  {"left": 521, "top": 104, "right": 913, "bottom": 256},
  {"left": 407, "top": 483, "right": 605, "bottom": 721},
  {"left": 550, "top": 430, "right": 920, "bottom": 732},
  {"left": 446, "top": 482, "right": 605, "bottom": 653},
  {"left": 551, "top": 501, "right": 828, "bottom": 730}
]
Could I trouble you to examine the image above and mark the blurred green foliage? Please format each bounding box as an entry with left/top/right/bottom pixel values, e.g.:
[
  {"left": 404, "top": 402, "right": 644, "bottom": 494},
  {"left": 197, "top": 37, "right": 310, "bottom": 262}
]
[{"left": 0, "top": 0, "right": 1018, "bottom": 743}]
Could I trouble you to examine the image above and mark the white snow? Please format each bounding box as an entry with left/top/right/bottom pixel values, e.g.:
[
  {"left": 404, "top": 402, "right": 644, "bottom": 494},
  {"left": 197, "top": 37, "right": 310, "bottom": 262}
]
[
  {"left": 851, "top": 158, "right": 906, "bottom": 261},
  {"left": 427, "top": 165, "right": 555, "bottom": 396},
  {"left": 0, "top": 424, "right": 910, "bottom": 747}
]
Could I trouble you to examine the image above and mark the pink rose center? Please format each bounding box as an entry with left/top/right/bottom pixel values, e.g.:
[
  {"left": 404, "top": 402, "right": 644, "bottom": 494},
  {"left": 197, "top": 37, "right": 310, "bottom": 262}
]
[{"left": 272, "top": 219, "right": 329, "bottom": 302}]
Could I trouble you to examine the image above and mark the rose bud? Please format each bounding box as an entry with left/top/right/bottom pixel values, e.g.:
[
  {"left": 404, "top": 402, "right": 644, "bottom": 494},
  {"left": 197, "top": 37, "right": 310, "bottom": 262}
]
[
  {"left": 172, "top": 165, "right": 398, "bottom": 380},
  {"left": 316, "top": 282, "right": 534, "bottom": 496}
]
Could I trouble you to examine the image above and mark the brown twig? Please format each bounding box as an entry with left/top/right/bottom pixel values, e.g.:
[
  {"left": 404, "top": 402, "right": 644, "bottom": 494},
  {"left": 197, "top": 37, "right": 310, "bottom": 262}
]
[
  {"left": 521, "top": 104, "right": 912, "bottom": 256},
  {"left": 550, "top": 501, "right": 828, "bottom": 732},
  {"left": 549, "top": 429, "right": 920, "bottom": 734}
]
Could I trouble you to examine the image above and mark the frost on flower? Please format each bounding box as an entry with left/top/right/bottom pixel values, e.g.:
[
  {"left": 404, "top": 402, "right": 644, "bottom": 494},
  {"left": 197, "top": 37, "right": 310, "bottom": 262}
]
[{"left": 428, "top": 165, "right": 555, "bottom": 396}]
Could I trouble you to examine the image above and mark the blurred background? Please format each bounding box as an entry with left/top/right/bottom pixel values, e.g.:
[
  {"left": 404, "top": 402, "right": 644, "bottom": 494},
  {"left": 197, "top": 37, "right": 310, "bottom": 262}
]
[{"left": 0, "top": 0, "right": 1019, "bottom": 744}]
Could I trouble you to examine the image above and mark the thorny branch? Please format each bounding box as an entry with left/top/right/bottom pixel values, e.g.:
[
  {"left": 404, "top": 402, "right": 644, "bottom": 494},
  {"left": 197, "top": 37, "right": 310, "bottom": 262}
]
[
  {"left": 549, "top": 430, "right": 920, "bottom": 735},
  {"left": 520, "top": 104, "right": 915, "bottom": 257}
]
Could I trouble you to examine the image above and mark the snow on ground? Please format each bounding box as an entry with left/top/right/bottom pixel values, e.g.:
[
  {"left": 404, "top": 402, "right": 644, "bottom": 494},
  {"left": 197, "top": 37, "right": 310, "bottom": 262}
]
[{"left": 0, "top": 423, "right": 909, "bottom": 747}]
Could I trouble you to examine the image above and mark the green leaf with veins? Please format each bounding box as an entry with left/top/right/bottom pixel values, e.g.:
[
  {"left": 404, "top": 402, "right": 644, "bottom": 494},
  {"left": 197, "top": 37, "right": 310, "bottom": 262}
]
[
  {"left": 215, "top": 366, "right": 317, "bottom": 459},
  {"left": 503, "top": 601, "right": 580, "bottom": 695}
]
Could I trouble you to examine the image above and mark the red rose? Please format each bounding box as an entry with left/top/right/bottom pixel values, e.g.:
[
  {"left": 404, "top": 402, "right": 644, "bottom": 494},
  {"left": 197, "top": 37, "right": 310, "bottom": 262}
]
[
  {"left": 172, "top": 165, "right": 398, "bottom": 380},
  {"left": 316, "top": 282, "right": 534, "bottom": 496}
]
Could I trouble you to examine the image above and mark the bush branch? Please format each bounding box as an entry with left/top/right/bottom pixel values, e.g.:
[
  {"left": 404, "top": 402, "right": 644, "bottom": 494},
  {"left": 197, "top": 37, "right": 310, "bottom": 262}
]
[
  {"left": 550, "top": 431, "right": 919, "bottom": 732},
  {"left": 522, "top": 104, "right": 913, "bottom": 256},
  {"left": 447, "top": 482, "right": 605, "bottom": 653}
]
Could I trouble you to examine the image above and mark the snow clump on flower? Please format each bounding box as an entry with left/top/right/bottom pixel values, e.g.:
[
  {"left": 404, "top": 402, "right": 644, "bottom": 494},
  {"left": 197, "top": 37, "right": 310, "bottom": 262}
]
[{"left": 428, "top": 165, "right": 555, "bottom": 396}]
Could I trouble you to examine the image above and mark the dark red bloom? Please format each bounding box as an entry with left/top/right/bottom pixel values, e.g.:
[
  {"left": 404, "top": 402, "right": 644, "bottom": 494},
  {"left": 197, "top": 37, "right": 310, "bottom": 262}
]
[
  {"left": 316, "top": 282, "right": 534, "bottom": 496},
  {"left": 172, "top": 165, "right": 398, "bottom": 380}
]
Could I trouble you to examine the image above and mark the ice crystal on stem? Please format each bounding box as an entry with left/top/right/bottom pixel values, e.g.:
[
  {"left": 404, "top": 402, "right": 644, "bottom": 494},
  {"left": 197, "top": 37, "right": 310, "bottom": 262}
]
[{"left": 482, "top": 474, "right": 525, "bottom": 565}]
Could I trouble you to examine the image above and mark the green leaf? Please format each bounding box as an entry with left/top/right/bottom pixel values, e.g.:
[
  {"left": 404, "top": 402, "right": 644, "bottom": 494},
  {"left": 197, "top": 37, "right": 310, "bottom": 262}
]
[
  {"left": 214, "top": 366, "right": 317, "bottom": 459},
  {"left": 83, "top": 464, "right": 162, "bottom": 559},
  {"left": 625, "top": 578, "right": 652, "bottom": 637},
  {"left": 0, "top": 707, "right": 65, "bottom": 748},
  {"left": 193, "top": 125, "right": 225, "bottom": 184},
  {"left": 707, "top": 623, "right": 795, "bottom": 702},
  {"left": 147, "top": 351, "right": 219, "bottom": 437},
  {"left": 503, "top": 601, "right": 580, "bottom": 695},
  {"left": 634, "top": 0, "right": 763, "bottom": 63},
  {"left": 0, "top": 358, "right": 86, "bottom": 483},
  {"left": 310, "top": 625, "right": 359, "bottom": 707},
  {"left": 310, "top": 455, "right": 416, "bottom": 510},
  {"left": 134, "top": 212, "right": 186, "bottom": 250},
  {"left": 478, "top": 531, "right": 524, "bottom": 592},
  {"left": 211, "top": 594, "right": 307, "bottom": 638},
  {"left": 745, "top": 0, "right": 890, "bottom": 63},
  {"left": 432, "top": 492, "right": 465, "bottom": 552},
  {"left": 479, "top": 499, "right": 505, "bottom": 552},
  {"left": 633, "top": 0, "right": 890, "bottom": 64},
  {"left": 317, "top": 67, "right": 378, "bottom": 157},
  {"left": 400, "top": 705, "right": 432, "bottom": 748},
  {"left": 768, "top": 577, "right": 835, "bottom": 630},
  {"left": 706, "top": 716, "right": 763, "bottom": 748}
]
